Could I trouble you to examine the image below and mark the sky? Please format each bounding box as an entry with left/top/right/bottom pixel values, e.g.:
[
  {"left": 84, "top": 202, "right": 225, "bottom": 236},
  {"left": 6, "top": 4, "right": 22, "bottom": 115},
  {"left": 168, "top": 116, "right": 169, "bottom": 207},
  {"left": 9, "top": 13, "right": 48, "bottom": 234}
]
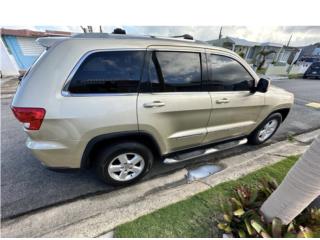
[{"left": 5, "top": 26, "right": 320, "bottom": 47}]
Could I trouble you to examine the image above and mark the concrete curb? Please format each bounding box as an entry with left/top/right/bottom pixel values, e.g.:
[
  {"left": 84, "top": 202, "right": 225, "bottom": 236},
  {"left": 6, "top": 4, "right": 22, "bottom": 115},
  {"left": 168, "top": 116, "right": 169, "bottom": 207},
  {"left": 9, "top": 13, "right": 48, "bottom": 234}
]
[{"left": 1, "top": 129, "right": 319, "bottom": 237}]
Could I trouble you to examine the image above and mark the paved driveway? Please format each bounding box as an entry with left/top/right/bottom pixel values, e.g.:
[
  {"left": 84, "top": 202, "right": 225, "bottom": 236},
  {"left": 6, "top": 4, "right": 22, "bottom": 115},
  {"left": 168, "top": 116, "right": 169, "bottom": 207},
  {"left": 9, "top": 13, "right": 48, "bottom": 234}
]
[{"left": 1, "top": 78, "right": 320, "bottom": 219}]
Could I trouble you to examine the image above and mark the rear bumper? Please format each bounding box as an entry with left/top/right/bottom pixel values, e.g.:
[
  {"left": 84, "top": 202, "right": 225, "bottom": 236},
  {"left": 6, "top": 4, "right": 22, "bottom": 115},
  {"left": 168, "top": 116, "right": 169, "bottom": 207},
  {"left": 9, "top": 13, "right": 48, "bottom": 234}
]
[{"left": 26, "top": 138, "right": 83, "bottom": 169}]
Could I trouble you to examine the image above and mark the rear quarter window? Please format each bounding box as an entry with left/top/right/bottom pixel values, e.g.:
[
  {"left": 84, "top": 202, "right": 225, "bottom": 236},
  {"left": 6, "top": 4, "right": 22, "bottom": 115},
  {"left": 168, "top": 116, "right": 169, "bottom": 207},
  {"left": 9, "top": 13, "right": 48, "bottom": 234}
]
[{"left": 67, "top": 51, "right": 145, "bottom": 94}]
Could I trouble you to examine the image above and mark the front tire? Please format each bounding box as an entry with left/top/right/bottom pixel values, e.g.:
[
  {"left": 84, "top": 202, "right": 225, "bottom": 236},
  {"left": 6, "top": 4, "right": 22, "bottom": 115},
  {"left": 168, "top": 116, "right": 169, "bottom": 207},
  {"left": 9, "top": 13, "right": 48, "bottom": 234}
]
[
  {"left": 248, "top": 113, "right": 282, "bottom": 145},
  {"left": 94, "top": 142, "right": 153, "bottom": 186}
]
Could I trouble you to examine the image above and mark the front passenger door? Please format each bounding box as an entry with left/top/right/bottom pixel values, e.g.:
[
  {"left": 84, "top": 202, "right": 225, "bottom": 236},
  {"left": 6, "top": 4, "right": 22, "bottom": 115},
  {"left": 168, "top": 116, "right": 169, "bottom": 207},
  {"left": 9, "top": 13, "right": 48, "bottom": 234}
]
[{"left": 203, "top": 53, "right": 265, "bottom": 144}]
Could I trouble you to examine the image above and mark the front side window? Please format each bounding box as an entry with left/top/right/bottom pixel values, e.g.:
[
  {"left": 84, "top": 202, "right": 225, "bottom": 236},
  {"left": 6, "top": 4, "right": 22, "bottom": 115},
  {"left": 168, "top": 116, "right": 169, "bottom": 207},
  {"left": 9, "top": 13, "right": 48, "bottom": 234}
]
[
  {"left": 150, "top": 51, "right": 202, "bottom": 92},
  {"left": 208, "top": 54, "right": 254, "bottom": 91},
  {"left": 68, "top": 51, "right": 145, "bottom": 94}
]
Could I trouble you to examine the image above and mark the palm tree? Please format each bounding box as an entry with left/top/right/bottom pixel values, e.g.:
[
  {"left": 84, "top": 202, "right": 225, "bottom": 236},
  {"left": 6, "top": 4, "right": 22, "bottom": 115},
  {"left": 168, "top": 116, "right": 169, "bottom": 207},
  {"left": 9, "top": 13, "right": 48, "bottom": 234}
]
[
  {"left": 256, "top": 47, "right": 276, "bottom": 70},
  {"left": 260, "top": 135, "right": 320, "bottom": 224}
]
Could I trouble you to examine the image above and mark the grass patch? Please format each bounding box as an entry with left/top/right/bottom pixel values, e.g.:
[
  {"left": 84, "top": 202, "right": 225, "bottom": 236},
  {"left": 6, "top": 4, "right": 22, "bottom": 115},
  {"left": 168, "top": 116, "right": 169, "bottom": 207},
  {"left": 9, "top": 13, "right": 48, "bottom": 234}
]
[
  {"left": 115, "top": 155, "right": 299, "bottom": 238},
  {"left": 289, "top": 73, "right": 304, "bottom": 79},
  {"left": 256, "top": 68, "right": 267, "bottom": 74}
]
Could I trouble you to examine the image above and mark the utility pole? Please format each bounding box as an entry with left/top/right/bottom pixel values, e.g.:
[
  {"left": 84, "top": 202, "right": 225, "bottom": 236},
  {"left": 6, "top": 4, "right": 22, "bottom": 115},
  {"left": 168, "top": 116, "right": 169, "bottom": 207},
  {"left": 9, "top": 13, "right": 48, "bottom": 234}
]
[
  {"left": 80, "top": 26, "right": 87, "bottom": 33},
  {"left": 218, "top": 26, "right": 223, "bottom": 39},
  {"left": 287, "top": 34, "right": 293, "bottom": 47}
]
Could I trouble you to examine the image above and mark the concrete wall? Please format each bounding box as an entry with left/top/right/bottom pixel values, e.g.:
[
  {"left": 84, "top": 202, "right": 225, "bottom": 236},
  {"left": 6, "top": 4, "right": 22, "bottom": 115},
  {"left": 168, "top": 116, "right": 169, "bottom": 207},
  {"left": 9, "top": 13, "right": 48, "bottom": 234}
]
[
  {"left": 265, "top": 64, "right": 289, "bottom": 76},
  {"left": 289, "top": 64, "right": 309, "bottom": 75}
]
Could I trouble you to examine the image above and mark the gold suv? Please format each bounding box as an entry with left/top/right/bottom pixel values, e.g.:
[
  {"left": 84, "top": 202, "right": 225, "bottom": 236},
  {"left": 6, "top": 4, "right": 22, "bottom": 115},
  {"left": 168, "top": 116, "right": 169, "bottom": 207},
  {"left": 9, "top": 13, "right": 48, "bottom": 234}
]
[{"left": 11, "top": 32, "right": 294, "bottom": 185}]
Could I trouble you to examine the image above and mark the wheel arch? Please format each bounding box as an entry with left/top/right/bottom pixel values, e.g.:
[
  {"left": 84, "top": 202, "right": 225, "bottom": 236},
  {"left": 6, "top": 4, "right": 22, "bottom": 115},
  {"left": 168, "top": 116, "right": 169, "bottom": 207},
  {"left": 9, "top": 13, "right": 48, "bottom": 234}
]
[
  {"left": 250, "top": 107, "right": 291, "bottom": 137},
  {"left": 81, "top": 131, "right": 161, "bottom": 168},
  {"left": 271, "top": 108, "right": 290, "bottom": 122}
]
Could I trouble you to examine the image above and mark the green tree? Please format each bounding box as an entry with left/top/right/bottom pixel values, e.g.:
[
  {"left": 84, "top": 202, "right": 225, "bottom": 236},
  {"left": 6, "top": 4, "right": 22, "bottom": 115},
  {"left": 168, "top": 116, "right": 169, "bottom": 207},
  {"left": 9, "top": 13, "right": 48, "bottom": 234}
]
[{"left": 256, "top": 48, "right": 276, "bottom": 70}]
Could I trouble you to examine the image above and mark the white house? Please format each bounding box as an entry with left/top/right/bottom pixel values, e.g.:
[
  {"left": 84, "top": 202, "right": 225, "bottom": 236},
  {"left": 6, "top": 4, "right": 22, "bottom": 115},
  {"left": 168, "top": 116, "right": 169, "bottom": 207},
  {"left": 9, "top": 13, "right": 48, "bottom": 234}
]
[
  {"left": 207, "top": 36, "right": 301, "bottom": 69},
  {"left": 0, "top": 38, "right": 19, "bottom": 77},
  {"left": 207, "top": 37, "right": 259, "bottom": 60},
  {"left": 1, "top": 28, "right": 71, "bottom": 77}
]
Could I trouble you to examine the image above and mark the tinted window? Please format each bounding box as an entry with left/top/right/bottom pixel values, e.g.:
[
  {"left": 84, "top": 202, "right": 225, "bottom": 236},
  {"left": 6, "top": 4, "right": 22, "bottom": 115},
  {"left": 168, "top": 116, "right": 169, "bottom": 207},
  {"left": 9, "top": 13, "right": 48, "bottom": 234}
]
[
  {"left": 150, "top": 51, "right": 202, "bottom": 92},
  {"left": 311, "top": 62, "right": 320, "bottom": 68},
  {"left": 68, "top": 51, "right": 145, "bottom": 94},
  {"left": 208, "top": 54, "right": 254, "bottom": 91}
]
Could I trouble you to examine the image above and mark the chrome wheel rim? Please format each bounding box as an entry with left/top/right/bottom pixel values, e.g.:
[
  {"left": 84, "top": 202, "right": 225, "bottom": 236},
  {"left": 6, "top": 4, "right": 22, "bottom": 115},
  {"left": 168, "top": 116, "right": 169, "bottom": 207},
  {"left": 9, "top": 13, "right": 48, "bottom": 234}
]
[
  {"left": 258, "top": 119, "right": 278, "bottom": 142},
  {"left": 108, "top": 153, "right": 145, "bottom": 182}
]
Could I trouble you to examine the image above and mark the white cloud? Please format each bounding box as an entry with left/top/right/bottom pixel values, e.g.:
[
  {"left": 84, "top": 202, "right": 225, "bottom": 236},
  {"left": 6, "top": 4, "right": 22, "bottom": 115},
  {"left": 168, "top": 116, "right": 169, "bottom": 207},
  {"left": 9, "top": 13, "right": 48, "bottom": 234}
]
[
  {"left": 2, "top": 25, "right": 319, "bottom": 46},
  {"left": 124, "top": 26, "right": 320, "bottom": 46}
]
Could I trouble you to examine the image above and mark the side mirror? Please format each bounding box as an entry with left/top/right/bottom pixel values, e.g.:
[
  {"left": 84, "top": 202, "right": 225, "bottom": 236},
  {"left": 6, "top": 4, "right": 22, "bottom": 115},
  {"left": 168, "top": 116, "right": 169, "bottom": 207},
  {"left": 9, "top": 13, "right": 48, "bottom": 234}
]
[{"left": 252, "top": 78, "right": 270, "bottom": 93}]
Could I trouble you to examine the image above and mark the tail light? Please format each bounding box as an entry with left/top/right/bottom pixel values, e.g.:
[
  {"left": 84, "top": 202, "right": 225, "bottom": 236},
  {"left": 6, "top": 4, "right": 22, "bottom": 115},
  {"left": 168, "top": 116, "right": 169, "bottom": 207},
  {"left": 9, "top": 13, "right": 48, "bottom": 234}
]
[{"left": 11, "top": 107, "right": 46, "bottom": 130}]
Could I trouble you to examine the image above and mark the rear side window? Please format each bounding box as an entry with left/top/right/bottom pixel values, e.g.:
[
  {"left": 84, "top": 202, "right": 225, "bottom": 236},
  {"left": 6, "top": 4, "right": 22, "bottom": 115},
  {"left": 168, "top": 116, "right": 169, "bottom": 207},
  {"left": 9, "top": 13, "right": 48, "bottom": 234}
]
[
  {"left": 208, "top": 54, "right": 254, "bottom": 91},
  {"left": 68, "top": 51, "right": 145, "bottom": 94},
  {"left": 150, "top": 51, "right": 202, "bottom": 92}
]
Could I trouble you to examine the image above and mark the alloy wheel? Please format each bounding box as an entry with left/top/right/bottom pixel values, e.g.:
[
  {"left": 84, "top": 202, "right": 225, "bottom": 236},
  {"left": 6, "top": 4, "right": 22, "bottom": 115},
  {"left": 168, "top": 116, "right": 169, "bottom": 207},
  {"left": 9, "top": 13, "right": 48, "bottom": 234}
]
[
  {"left": 107, "top": 153, "right": 145, "bottom": 181},
  {"left": 258, "top": 119, "right": 279, "bottom": 142}
]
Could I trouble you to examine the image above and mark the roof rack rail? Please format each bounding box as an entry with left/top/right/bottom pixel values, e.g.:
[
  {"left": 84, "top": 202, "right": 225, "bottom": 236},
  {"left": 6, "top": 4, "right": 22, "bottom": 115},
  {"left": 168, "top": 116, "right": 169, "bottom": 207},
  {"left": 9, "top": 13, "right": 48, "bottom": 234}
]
[{"left": 172, "top": 34, "right": 194, "bottom": 40}]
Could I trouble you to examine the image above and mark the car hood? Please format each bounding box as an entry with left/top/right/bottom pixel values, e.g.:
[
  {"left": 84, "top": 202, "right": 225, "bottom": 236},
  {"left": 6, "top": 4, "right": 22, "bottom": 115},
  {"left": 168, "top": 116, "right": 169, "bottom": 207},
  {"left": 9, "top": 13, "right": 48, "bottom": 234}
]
[
  {"left": 268, "top": 84, "right": 292, "bottom": 95},
  {"left": 267, "top": 84, "right": 294, "bottom": 105}
]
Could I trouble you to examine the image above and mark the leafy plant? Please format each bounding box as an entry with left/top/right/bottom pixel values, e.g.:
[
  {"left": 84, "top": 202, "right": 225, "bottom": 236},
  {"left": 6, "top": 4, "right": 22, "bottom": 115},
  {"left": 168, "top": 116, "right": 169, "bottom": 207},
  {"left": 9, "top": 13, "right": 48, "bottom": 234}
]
[
  {"left": 217, "top": 178, "right": 319, "bottom": 238},
  {"left": 238, "top": 52, "right": 245, "bottom": 58}
]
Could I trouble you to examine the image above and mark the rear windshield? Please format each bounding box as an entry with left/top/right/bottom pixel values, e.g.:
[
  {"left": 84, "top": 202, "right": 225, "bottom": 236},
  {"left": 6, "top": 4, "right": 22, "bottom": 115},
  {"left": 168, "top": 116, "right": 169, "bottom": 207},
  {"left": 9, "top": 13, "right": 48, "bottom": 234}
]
[{"left": 68, "top": 51, "right": 145, "bottom": 94}]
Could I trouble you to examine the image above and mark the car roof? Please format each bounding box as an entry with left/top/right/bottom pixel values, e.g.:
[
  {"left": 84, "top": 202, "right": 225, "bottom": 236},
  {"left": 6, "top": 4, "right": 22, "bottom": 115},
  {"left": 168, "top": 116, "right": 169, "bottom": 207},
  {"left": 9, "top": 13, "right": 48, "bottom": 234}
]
[{"left": 69, "top": 33, "right": 234, "bottom": 53}]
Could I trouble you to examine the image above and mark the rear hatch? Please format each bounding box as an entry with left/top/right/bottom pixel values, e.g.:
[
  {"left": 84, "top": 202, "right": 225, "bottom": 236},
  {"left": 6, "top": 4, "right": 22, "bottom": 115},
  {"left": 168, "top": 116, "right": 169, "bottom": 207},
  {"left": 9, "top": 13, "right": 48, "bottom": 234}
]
[{"left": 11, "top": 37, "right": 69, "bottom": 131}]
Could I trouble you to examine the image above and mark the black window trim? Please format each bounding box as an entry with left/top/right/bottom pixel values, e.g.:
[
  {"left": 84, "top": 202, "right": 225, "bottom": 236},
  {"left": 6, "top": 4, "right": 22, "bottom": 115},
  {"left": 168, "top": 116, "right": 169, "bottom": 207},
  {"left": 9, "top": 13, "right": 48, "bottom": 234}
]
[
  {"left": 147, "top": 50, "right": 205, "bottom": 93},
  {"left": 61, "top": 48, "right": 147, "bottom": 97},
  {"left": 205, "top": 52, "right": 257, "bottom": 92}
]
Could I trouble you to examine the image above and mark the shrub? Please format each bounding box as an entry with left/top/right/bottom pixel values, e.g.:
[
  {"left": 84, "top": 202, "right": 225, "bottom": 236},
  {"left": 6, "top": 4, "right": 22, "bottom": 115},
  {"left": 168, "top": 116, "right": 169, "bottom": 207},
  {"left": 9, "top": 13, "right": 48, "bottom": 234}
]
[{"left": 217, "top": 178, "right": 320, "bottom": 238}]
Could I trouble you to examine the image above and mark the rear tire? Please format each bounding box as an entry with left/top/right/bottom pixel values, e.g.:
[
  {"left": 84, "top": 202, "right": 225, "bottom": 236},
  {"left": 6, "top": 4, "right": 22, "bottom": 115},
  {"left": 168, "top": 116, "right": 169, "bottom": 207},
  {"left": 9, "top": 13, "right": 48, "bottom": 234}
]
[
  {"left": 248, "top": 113, "right": 282, "bottom": 145},
  {"left": 94, "top": 142, "right": 153, "bottom": 186}
]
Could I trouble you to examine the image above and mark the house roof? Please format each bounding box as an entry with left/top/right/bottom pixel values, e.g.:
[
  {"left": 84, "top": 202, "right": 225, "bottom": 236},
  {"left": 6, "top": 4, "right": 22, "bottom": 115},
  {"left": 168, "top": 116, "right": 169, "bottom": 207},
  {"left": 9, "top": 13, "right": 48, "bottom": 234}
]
[
  {"left": 207, "top": 36, "right": 259, "bottom": 47},
  {"left": 207, "top": 36, "right": 289, "bottom": 48},
  {"left": 260, "top": 42, "right": 283, "bottom": 48},
  {"left": 0, "top": 28, "right": 71, "bottom": 37},
  {"left": 226, "top": 37, "right": 259, "bottom": 47}
]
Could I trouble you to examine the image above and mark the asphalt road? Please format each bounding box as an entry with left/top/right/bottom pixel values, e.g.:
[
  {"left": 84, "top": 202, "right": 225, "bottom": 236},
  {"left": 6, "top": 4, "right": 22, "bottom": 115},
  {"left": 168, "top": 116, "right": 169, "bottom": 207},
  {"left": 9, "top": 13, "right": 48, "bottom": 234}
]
[{"left": 1, "top": 78, "right": 320, "bottom": 219}]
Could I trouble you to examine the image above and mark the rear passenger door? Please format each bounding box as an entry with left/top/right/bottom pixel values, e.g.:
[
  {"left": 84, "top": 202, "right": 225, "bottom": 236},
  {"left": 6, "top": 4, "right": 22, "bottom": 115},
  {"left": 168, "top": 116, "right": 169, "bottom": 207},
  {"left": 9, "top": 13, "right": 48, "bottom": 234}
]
[
  {"left": 137, "top": 46, "right": 212, "bottom": 154},
  {"left": 203, "top": 52, "right": 264, "bottom": 144}
]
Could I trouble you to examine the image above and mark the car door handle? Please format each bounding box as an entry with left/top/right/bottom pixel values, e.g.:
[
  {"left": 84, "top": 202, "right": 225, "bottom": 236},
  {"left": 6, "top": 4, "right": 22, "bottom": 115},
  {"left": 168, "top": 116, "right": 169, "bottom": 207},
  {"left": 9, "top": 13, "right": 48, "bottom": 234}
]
[
  {"left": 143, "top": 101, "right": 166, "bottom": 108},
  {"left": 216, "top": 98, "right": 230, "bottom": 104}
]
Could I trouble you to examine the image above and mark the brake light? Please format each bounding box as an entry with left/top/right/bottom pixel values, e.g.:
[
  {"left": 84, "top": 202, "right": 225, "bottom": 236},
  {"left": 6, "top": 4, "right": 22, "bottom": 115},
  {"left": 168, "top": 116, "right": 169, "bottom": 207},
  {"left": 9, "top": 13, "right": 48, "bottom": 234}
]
[{"left": 11, "top": 107, "right": 46, "bottom": 130}]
